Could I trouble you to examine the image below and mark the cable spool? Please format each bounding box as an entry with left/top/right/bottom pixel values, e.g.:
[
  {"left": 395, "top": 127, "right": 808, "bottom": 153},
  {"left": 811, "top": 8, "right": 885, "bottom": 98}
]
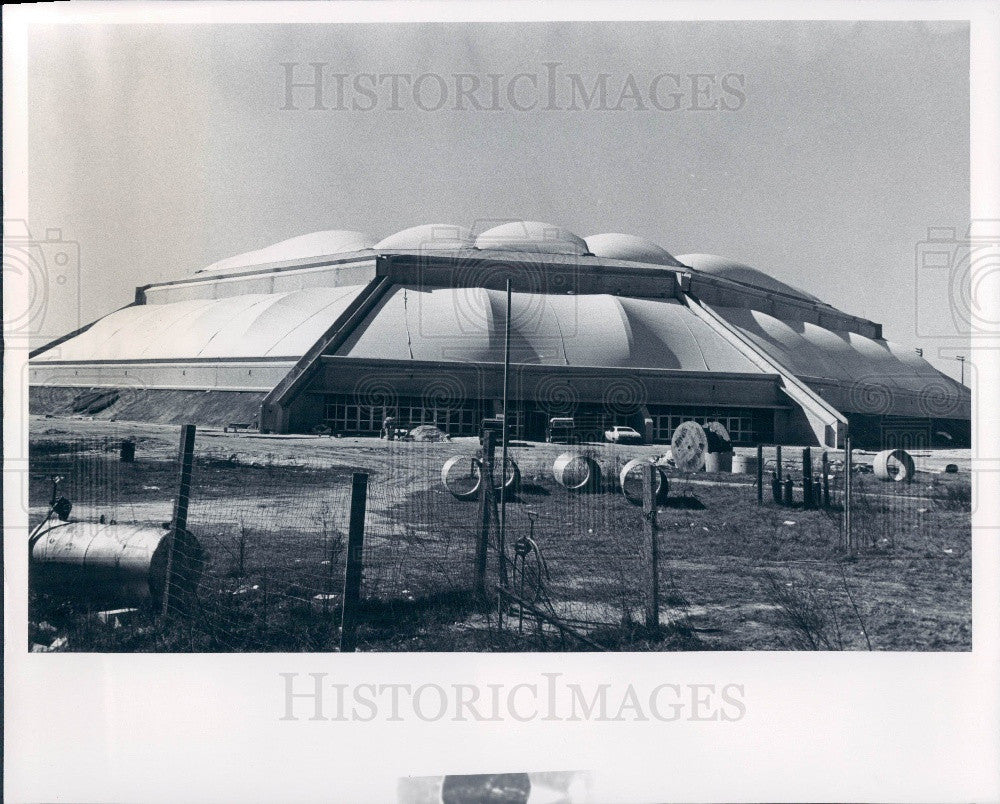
[
  {"left": 704, "top": 421, "right": 732, "bottom": 453},
  {"left": 873, "top": 449, "right": 915, "bottom": 482},
  {"left": 552, "top": 453, "right": 601, "bottom": 492},
  {"left": 670, "top": 421, "right": 708, "bottom": 472},
  {"left": 703, "top": 421, "right": 733, "bottom": 472},
  {"left": 619, "top": 459, "right": 669, "bottom": 506}
]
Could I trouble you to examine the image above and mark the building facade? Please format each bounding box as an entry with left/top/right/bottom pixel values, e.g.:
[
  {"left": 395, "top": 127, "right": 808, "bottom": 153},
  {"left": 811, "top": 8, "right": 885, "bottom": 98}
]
[{"left": 29, "top": 221, "right": 971, "bottom": 449}]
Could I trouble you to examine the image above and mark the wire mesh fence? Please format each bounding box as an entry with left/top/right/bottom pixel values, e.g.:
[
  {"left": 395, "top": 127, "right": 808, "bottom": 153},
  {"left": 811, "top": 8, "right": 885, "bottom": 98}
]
[
  {"left": 28, "top": 428, "right": 491, "bottom": 651},
  {"left": 27, "top": 425, "right": 971, "bottom": 652}
]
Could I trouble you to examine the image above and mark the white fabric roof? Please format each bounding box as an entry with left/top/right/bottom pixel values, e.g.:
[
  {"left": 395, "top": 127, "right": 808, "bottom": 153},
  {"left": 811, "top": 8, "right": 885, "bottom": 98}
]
[
  {"left": 710, "top": 304, "right": 950, "bottom": 394},
  {"left": 337, "top": 286, "right": 761, "bottom": 372},
  {"left": 678, "top": 253, "right": 821, "bottom": 302},
  {"left": 474, "top": 221, "right": 589, "bottom": 255},
  {"left": 34, "top": 286, "right": 367, "bottom": 361},
  {"left": 375, "top": 224, "right": 474, "bottom": 251},
  {"left": 584, "top": 233, "right": 685, "bottom": 267},
  {"left": 197, "top": 231, "right": 375, "bottom": 274}
]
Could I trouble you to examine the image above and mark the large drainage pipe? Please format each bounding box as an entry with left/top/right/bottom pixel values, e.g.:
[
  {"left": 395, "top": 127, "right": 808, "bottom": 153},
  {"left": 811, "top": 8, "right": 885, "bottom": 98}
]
[
  {"left": 30, "top": 521, "right": 203, "bottom": 607},
  {"left": 441, "top": 455, "right": 483, "bottom": 501},
  {"left": 873, "top": 449, "right": 915, "bottom": 482},
  {"left": 441, "top": 455, "right": 520, "bottom": 501},
  {"left": 552, "top": 453, "right": 601, "bottom": 492},
  {"left": 619, "top": 459, "right": 670, "bottom": 506}
]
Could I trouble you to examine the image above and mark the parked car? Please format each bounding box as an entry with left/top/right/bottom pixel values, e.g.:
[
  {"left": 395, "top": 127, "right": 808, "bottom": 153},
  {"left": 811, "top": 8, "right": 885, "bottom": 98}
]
[{"left": 604, "top": 425, "right": 643, "bottom": 444}]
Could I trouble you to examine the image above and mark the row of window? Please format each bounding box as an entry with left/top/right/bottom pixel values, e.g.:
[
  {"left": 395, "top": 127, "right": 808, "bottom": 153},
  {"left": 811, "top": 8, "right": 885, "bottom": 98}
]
[
  {"left": 323, "top": 398, "right": 482, "bottom": 436},
  {"left": 322, "top": 395, "right": 769, "bottom": 444},
  {"left": 649, "top": 412, "right": 760, "bottom": 446}
]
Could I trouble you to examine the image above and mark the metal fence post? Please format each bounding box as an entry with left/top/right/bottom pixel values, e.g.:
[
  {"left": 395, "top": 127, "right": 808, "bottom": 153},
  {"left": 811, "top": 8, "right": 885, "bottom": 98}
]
[
  {"left": 162, "top": 424, "right": 196, "bottom": 617},
  {"left": 844, "top": 436, "right": 854, "bottom": 552},
  {"left": 642, "top": 462, "right": 660, "bottom": 630},
  {"left": 802, "top": 447, "right": 813, "bottom": 508},
  {"left": 822, "top": 450, "right": 830, "bottom": 508},
  {"left": 756, "top": 444, "right": 764, "bottom": 505},
  {"left": 475, "top": 431, "right": 496, "bottom": 600},
  {"left": 775, "top": 444, "right": 782, "bottom": 482},
  {"left": 339, "top": 472, "right": 368, "bottom": 652}
]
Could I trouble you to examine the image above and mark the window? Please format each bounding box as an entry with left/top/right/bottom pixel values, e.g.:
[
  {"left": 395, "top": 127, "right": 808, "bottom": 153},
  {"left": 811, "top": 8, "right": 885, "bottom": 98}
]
[
  {"left": 323, "top": 394, "right": 482, "bottom": 436},
  {"left": 647, "top": 407, "right": 766, "bottom": 445}
]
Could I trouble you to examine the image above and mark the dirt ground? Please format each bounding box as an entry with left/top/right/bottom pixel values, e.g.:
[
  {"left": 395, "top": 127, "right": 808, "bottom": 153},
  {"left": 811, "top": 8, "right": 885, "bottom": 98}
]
[{"left": 27, "top": 415, "right": 972, "bottom": 652}]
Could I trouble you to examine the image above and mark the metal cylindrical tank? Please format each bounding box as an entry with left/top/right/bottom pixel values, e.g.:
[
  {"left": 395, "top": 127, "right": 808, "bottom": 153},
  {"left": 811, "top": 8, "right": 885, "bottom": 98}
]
[
  {"left": 731, "top": 454, "right": 756, "bottom": 474},
  {"left": 873, "top": 449, "right": 915, "bottom": 482},
  {"left": 552, "top": 453, "right": 601, "bottom": 492},
  {"left": 619, "top": 459, "right": 669, "bottom": 506},
  {"left": 30, "top": 521, "right": 202, "bottom": 607}
]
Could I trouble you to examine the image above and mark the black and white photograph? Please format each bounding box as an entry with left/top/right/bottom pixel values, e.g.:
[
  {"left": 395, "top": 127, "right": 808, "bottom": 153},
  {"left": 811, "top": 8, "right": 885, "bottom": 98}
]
[{"left": 4, "top": 2, "right": 999, "bottom": 802}]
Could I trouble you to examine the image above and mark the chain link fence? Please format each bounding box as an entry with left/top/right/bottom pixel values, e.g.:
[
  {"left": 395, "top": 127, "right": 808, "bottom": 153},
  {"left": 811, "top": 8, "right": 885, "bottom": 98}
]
[{"left": 27, "top": 425, "right": 971, "bottom": 652}]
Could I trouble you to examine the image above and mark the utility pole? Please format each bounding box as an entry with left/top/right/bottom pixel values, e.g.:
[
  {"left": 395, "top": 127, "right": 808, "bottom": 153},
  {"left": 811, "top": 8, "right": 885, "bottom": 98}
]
[{"left": 498, "top": 278, "right": 513, "bottom": 589}]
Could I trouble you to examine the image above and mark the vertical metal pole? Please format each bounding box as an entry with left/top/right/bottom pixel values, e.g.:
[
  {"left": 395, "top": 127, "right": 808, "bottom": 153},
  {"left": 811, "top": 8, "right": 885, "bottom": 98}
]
[
  {"left": 844, "top": 435, "right": 853, "bottom": 551},
  {"left": 498, "top": 278, "right": 512, "bottom": 589},
  {"left": 775, "top": 444, "right": 782, "bottom": 482},
  {"left": 642, "top": 463, "right": 660, "bottom": 629},
  {"left": 822, "top": 451, "right": 830, "bottom": 508},
  {"left": 756, "top": 444, "right": 764, "bottom": 505},
  {"left": 475, "top": 431, "right": 495, "bottom": 599},
  {"left": 340, "top": 472, "right": 368, "bottom": 652},
  {"left": 802, "top": 447, "right": 813, "bottom": 508},
  {"left": 518, "top": 553, "right": 526, "bottom": 634},
  {"left": 162, "top": 424, "right": 196, "bottom": 617}
]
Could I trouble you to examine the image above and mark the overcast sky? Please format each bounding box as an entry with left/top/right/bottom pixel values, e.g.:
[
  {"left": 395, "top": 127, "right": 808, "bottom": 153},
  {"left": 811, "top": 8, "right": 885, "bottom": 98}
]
[{"left": 27, "top": 21, "right": 969, "bottom": 378}]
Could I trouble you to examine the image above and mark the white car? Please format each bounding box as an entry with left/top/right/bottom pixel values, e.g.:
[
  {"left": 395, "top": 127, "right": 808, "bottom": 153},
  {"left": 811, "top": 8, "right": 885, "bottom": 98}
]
[{"left": 604, "top": 425, "right": 642, "bottom": 443}]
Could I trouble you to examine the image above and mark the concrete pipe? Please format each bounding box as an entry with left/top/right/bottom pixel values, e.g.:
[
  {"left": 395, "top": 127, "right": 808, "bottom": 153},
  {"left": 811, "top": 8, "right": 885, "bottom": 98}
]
[
  {"left": 873, "top": 449, "right": 915, "bottom": 482},
  {"left": 704, "top": 451, "right": 733, "bottom": 473},
  {"left": 441, "top": 455, "right": 483, "bottom": 501},
  {"left": 490, "top": 457, "right": 521, "bottom": 493},
  {"left": 442, "top": 455, "right": 520, "bottom": 501},
  {"left": 552, "top": 453, "right": 601, "bottom": 492},
  {"left": 619, "top": 459, "right": 669, "bottom": 506},
  {"left": 30, "top": 521, "right": 202, "bottom": 607}
]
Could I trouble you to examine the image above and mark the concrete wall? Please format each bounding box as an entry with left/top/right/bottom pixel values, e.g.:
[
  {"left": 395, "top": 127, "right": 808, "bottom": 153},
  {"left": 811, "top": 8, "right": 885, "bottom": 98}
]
[
  {"left": 29, "top": 359, "right": 294, "bottom": 392},
  {"left": 309, "top": 357, "right": 787, "bottom": 410},
  {"left": 379, "top": 252, "right": 681, "bottom": 301},
  {"left": 804, "top": 378, "right": 971, "bottom": 421}
]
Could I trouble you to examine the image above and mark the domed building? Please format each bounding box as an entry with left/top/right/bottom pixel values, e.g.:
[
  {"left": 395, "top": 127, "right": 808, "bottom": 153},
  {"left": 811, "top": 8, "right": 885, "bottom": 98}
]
[{"left": 29, "top": 221, "right": 970, "bottom": 448}]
